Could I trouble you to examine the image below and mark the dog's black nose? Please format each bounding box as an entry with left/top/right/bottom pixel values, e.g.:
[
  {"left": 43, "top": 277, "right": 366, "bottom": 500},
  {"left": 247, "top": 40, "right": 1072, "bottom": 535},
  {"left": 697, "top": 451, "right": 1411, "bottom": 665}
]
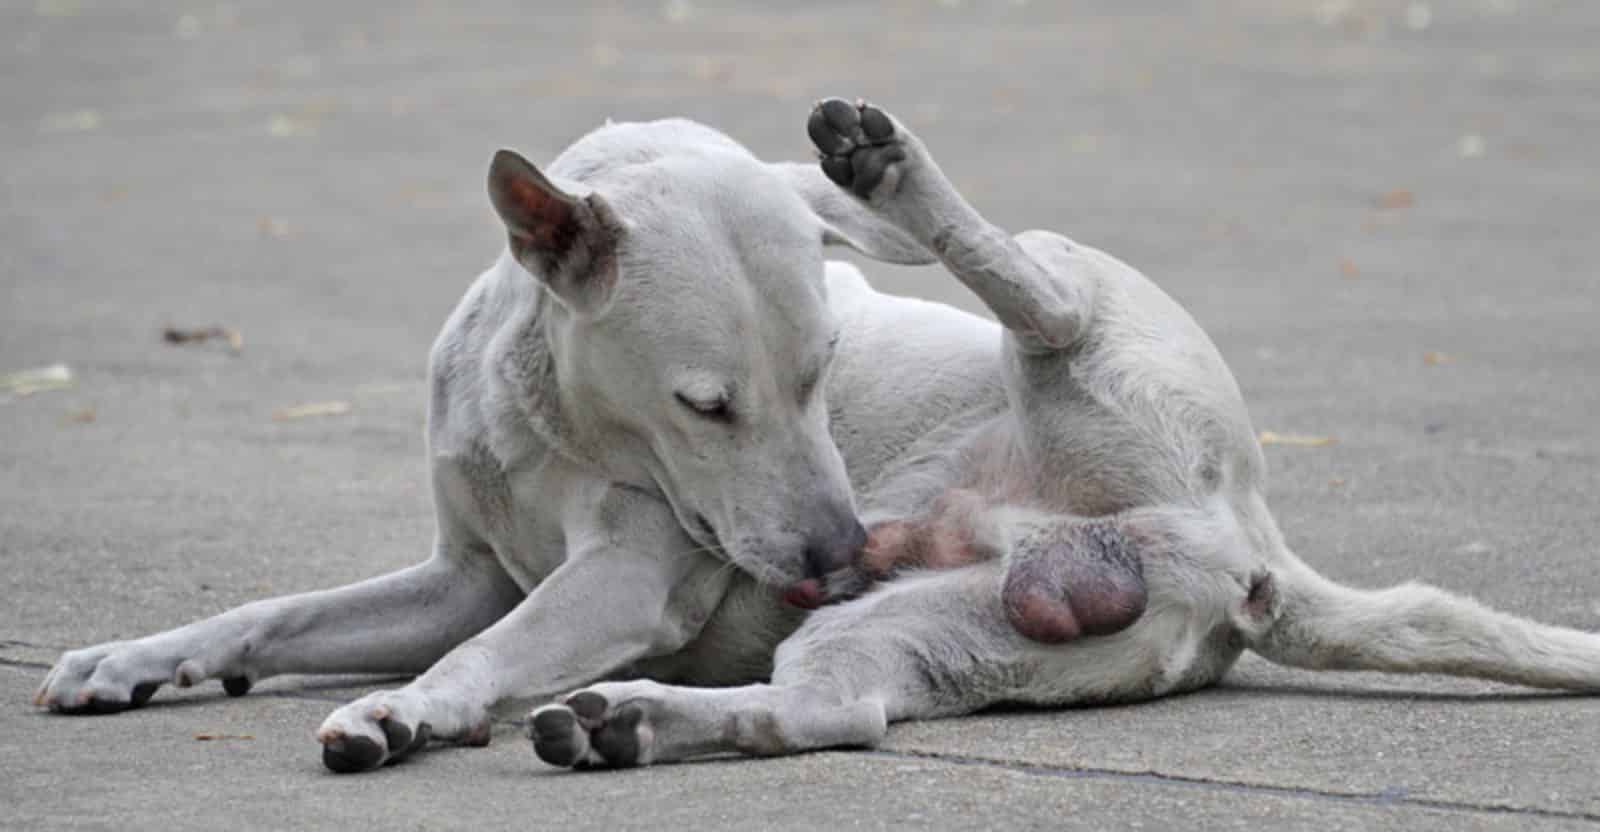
[{"left": 803, "top": 517, "right": 868, "bottom": 579}]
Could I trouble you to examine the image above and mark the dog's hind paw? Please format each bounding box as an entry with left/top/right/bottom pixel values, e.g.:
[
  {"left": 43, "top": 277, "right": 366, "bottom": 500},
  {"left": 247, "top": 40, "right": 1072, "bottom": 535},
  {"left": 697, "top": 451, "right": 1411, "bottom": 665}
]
[
  {"left": 808, "top": 98, "right": 909, "bottom": 201},
  {"left": 529, "top": 683, "right": 660, "bottom": 770}
]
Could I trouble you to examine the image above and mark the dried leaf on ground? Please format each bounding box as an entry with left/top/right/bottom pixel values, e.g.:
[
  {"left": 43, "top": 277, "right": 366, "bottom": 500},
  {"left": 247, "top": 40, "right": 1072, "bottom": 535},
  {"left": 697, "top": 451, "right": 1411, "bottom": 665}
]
[
  {"left": 193, "top": 732, "right": 254, "bottom": 741},
  {"left": 1259, "top": 430, "right": 1338, "bottom": 448},
  {"left": 258, "top": 216, "right": 291, "bottom": 238},
  {"left": 1376, "top": 188, "right": 1415, "bottom": 210},
  {"left": 163, "top": 325, "right": 243, "bottom": 352},
  {"left": 3, "top": 364, "right": 74, "bottom": 396},
  {"left": 1423, "top": 351, "right": 1454, "bottom": 365},
  {"left": 273, "top": 401, "right": 351, "bottom": 421},
  {"left": 39, "top": 109, "right": 100, "bottom": 133},
  {"left": 63, "top": 408, "right": 95, "bottom": 424},
  {"left": 1338, "top": 258, "right": 1360, "bottom": 278}
]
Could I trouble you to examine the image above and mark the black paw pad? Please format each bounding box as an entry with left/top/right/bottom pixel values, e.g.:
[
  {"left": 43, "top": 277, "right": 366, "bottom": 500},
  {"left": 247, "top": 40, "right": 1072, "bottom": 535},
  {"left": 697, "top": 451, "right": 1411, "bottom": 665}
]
[
  {"left": 591, "top": 703, "right": 645, "bottom": 768},
  {"left": 818, "top": 98, "right": 860, "bottom": 134},
  {"left": 859, "top": 105, "right": 895, "bottom": 142},
  {"left": 222, "top": 676, "right": 252, "bottom": 697},
  {"left": 808, "top": 98, "right": 904, "bottom": 199},
  {"left": 567, "top": 691, "right": 609, "bottom": 726},
  {"left": 379, "top": 716, "right": 430, "bottom": 760},
  {"left": 530, "top": 708, "right": 586, "bottom": 767},
  {"left": 850, "top": 144, "right": 907, "bottom": 200},
  {"left": 129, "top": 681, "right": 160, "bottom": 708},
  {"left": 322, "top": 735, "right": 386, "bottom": 774},
  {"left": 820, "top": 156, "right": 855, "bottom": 190},
  {"left": 809, "top": 110, "right": 853, "bottom": 156}
]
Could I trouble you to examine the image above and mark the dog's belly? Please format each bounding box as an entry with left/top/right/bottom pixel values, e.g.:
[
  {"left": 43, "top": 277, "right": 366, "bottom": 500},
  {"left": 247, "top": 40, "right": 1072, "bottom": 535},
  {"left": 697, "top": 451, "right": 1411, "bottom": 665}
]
[{"left": 822, "top": 262, "right": 1010, "bottom": 493}]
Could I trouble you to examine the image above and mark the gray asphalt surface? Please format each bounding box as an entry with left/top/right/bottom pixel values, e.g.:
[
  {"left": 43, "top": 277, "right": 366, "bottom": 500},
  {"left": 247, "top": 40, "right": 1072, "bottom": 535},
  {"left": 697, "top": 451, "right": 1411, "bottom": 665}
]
[{"left": 3, "top": 1, "right": 1598, "bottom": 829}]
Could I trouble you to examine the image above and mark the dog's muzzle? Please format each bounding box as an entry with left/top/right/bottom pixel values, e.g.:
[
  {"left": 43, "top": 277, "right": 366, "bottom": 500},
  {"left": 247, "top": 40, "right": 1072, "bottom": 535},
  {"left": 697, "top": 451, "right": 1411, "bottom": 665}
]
[{"left": 783, "top": 517, "right": 868, "bottom": 610}]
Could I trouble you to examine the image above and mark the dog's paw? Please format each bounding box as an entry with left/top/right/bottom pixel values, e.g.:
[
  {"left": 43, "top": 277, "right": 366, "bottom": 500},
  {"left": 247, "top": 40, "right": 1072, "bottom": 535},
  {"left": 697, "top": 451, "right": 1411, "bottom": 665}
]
[
  {"left": 808, "top": 98, "right": 910, "bottom": 201},
  {"left": 528, "top": 682, "right": 660, "bottom": 770},
  {"left": 33, "top": 641, "right": 254, "bottom": 715},
  {"left": 316, "top": 688, "right": 487, "bottom": 774}
]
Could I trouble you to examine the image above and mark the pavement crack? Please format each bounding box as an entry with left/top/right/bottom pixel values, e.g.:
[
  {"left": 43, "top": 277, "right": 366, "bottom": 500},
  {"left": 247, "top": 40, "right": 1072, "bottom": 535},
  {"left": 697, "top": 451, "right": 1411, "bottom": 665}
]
[
  {"left": 0, "top": 656, "right": 52, "bottom": 671},
  {"left": 0, "top": 638, "right": 69, "bottom": 651},
  {"left": 867, "top": 748, "right": 1600, "bottom": 824}
]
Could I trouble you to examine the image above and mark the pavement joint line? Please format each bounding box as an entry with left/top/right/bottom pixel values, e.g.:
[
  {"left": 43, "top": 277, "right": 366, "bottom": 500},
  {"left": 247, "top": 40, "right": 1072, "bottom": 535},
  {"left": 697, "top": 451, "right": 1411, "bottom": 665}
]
[
  {"left": 0, "top": 656, "right": 52, "bottom": 671},
  {"left": 1, "top": 638, "right": 68, "bottom": 651},
  {"left": 867, "top": 748, "right": 1600, "bottom": 824}
]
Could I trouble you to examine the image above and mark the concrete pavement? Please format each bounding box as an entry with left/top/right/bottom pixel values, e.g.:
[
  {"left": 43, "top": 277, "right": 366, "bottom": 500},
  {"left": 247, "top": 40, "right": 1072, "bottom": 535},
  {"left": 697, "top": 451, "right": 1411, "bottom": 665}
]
[{"left": 4, "top": 1, "right": 1598, "bottom": 828}]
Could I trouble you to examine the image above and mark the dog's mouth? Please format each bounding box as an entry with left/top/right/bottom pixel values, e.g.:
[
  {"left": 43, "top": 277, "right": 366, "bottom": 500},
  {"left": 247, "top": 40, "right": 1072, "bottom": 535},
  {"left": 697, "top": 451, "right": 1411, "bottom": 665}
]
[{"left": 686, "top": 511, "right": 854, "bottom": 612}]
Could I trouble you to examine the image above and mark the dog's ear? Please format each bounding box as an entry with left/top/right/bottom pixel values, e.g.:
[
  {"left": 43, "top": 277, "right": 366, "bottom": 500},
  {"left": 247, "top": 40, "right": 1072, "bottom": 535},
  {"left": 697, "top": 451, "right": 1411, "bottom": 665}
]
[
  {"left": 773, "top": 163, "right": 936, "bottom": 266},
  {"left": 488, "top": 149, "right": 623, "bottom": 314}
]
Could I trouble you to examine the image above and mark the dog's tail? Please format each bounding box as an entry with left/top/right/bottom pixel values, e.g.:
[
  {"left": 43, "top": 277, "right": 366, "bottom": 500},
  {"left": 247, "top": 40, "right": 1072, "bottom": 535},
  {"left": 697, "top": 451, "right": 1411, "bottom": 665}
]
[{"left": 1245, "top": 547, "right": 1600, "bottom": 691}]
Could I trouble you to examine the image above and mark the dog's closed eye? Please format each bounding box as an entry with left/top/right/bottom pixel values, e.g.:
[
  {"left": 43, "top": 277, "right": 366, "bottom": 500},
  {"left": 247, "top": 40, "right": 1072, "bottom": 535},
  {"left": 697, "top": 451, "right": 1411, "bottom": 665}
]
[{"left": 675, "top": 391, "right": 734, "bottom": 423}]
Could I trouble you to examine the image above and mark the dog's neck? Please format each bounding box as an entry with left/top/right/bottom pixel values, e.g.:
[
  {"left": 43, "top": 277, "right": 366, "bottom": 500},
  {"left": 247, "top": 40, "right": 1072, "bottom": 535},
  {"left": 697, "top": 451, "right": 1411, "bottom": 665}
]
[{"left": 478, "top": 258, "right": 654, "bottom": 492}]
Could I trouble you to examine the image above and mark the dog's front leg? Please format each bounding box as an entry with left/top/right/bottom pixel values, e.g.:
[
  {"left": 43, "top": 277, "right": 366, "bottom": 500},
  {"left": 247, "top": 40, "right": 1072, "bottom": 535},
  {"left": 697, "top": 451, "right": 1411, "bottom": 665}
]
[
  {"left": 34, "top": 545, "right": 523, "bottom": 714},
  {"left": 315, "top": 526, "right": 734, "bottom": 773}
]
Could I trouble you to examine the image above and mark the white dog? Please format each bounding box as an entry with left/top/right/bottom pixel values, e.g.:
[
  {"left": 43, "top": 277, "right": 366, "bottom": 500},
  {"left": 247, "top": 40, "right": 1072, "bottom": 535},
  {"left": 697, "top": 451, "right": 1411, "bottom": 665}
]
[
  {"left": 523, "top": 99, "right": 1600, "bottom": 770},
  {"left": 35, "top": 99, "right": 1600, "bottom": 775}
]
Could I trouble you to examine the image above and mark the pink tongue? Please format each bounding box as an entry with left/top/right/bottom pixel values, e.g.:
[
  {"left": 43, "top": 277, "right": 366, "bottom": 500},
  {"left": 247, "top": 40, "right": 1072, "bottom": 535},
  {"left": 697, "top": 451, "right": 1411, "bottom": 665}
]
[{"left": 783, "top": 579, "right": 824, "bottom": 610}]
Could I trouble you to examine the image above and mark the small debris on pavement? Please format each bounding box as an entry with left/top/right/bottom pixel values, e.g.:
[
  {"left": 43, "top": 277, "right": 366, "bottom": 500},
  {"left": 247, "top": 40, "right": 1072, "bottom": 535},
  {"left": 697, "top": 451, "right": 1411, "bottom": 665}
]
[
  {"left": 1259, "top": 431, "right": 1338, "bottom": 448},
  {"left": 39, "top": 109, "right": 101, "bottom": 133},
  {"left": 193, "top": 732, "right": 255, "bottom": 741},
  {"left": 272, "top": 401, "right": 351, "bottom": 421},
  {"left": 163, "top": 325, "right": 243, "bottom": 352},
  {"left": 258, "top": 216, "right": 292, "bottom": 238},
  {"left": 2, "top": 364, "right": 74, "bottom": 396},
  {"left": 1457, "top": 133, "right": 1486, "bottom": 158},
  {"left": 1376, "top": 188, "right": 1415, "bottom": 210},
  {"left": 1423, "top": 351, "right": 1454, "bottom": 365},
  {"left": 1404, "top": 2, "right": 1432, "bottom": 31},
  {"left": 63, "top": 407, "right": 95, "bottom": 424},
  {"left": 1339, "top": 258, "right": 1360, "bottom": 278}
]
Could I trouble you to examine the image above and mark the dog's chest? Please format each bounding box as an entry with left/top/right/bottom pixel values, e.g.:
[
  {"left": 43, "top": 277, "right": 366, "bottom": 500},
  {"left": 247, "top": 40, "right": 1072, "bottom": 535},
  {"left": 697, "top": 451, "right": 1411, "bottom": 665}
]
[{"left": 435, "top": 449, "right": 570, "bottom": 591}]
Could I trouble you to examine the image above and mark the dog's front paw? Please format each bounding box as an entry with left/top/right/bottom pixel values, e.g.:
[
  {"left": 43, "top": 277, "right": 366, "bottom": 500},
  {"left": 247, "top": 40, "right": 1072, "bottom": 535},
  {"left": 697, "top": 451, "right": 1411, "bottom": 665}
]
[
  {"left": 529, "top": 682, "right": 661, "bottom": 770},
  {"left": 34, "top": 641, "right": 253, "bottom": 715},
  {"left": 808, "top": 98, "right": 910, "bottom": 201},
  {"left": 317, "top": 688, "right": 488, "bottom": 773},
  {"left": 33, "top": 644, "right": 163, "bottom": 714}
]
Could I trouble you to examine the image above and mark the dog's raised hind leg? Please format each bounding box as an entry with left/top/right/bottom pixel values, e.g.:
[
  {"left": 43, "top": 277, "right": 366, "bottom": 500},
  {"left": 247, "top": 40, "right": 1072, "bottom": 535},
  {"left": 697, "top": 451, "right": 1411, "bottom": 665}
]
[{"left": 808, "top": 98, "right": 1095, "bottom": 355}]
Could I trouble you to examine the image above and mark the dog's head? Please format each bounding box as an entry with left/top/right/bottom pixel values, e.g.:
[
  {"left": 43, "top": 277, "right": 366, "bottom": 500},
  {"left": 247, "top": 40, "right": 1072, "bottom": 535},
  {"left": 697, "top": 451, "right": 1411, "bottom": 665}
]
[{"left": 485, "top": 120, "right": 932, "bottom": 599}]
